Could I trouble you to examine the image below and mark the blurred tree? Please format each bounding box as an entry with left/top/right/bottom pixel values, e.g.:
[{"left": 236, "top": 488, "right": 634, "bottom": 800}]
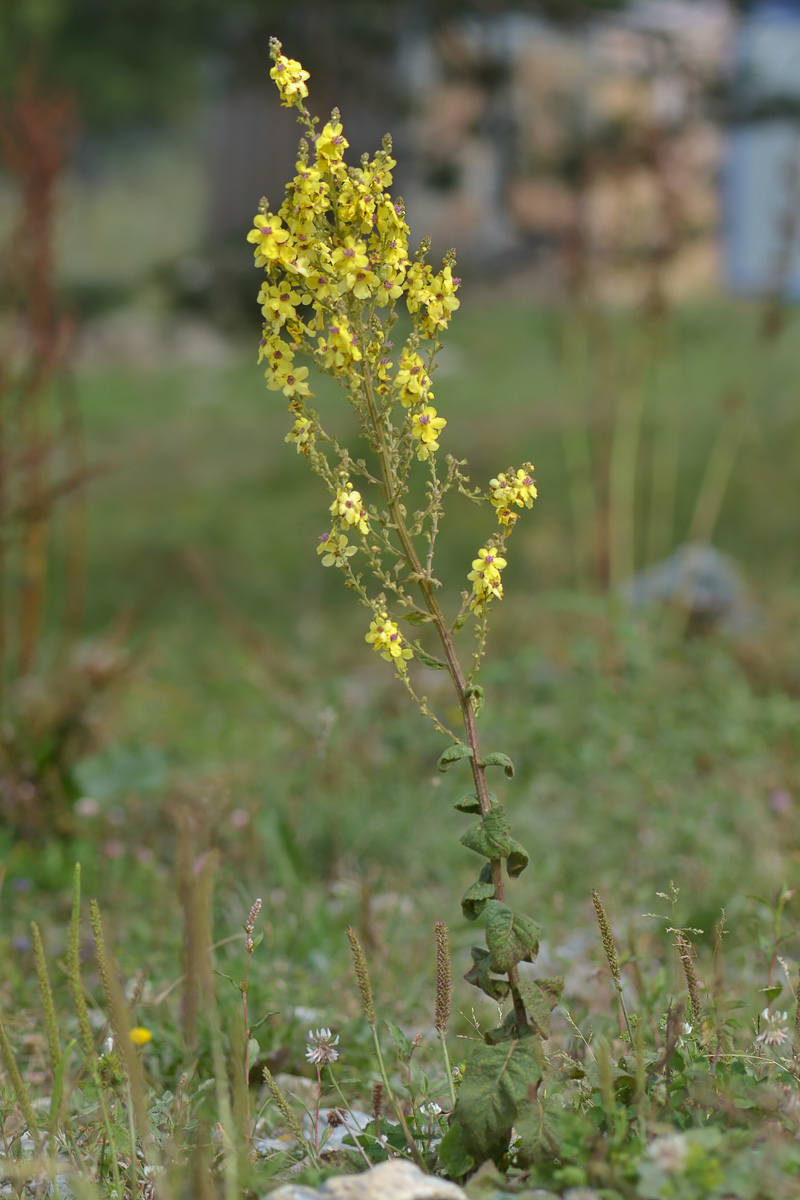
[{"left": 0, "top": 0, "right": 633, "bottom": 131}]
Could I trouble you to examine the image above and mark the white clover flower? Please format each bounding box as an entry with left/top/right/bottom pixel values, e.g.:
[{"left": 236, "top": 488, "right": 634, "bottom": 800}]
[
  {"left": 646, "top": 1132, "right": 689, "bottom": 1174},
  {"left": 756, "top": 1008, "right": 789, "bottom": 1047},
  {"left": 305, "top": 1027, "right": 340, "bottom": 1065}
]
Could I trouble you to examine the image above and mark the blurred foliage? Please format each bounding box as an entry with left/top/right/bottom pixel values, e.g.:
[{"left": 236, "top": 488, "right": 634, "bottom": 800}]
[{"left": 0, "top": 0, "right": 634, "bottom": 131}]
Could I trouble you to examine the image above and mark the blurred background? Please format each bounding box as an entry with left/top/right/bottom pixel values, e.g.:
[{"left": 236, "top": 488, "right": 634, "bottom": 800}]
[{"left": 1, "top": 0, "right": 800, "bottom": 973}]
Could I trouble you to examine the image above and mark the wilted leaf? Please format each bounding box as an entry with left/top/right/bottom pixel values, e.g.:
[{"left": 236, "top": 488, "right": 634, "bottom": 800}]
[
  {"left": 506, "top": 838, "right": 529, "bottom": 878},
  {"left": 464, "top": 944, "right": 509, "bottom": 1001}
]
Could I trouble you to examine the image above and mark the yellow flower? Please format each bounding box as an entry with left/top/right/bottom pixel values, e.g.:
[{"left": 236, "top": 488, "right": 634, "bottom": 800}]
[
  {"left": 129, "top": 1027, "right": 152, "bottom": 1047},
  {"left": 330, "top": 482, "right": 369, "bottom": 535},
  {"left": 282, "top": 366, "right": 312, "bottom": 399},
  {"left": 285, "top": 415, "right": 315, "bottom": 455},
  {"left": 317, "top": 322, "right": 362, "bottom": 371},
  {"left": 264, "top": 345, "right": 295, "bottom": 391},
  {"left": 365, "top": 612, "right": 413, "bottom": 668},
  {"left": 350, "top": 268, "right": 380, "bottom": 300},
  {"left": 468, "top": 546, "right": 507, "bottom": 613},
  {"left": 317, "top": 531, "right": 357, "bottom": 568},
  {"left": 258, "top": 281, "right": 303, "bottom": 326},
  {"left": 395, "top": 351, "right": 431, "bottom": 407},
  {"left": 489, "top": 465, "right": 537, "bottom": 527},
  {"left": 375, "top": 271, "right": 405, "bottom": 306},
  {"left": 331, "top": 236, "right": 370, "bottom": 290},
  {"left": 316, "top": 120, "right": 349, "bottom": 163},
  {"left": 411, "top": 405, "right": 446, "bottom": 459},
  {"left": 269, "top": 55, "right": 310, "bottom": 107},
  {"left": 246, "top": 213, "right": 291, "bottom": 266}
]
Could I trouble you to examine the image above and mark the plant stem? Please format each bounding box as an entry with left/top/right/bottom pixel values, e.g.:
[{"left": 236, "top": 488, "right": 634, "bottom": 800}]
[
  {"left": 440, "top": 1034, "right": 457, "bottom": 1111},
  {"left": 370, "top": 1025, "right": 426, "bottom": 1170},
  {"left": 358, "top": 349, "right": 528, "bottom": 1032}
]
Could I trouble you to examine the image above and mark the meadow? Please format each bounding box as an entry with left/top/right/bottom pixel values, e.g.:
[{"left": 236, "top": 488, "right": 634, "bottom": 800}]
[{"left": 2, "top": 288, "right": 800, "bottom": 1198}]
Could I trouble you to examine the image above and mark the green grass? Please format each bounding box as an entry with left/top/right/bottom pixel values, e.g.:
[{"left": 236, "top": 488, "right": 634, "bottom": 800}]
[
  {"left": 12, "top": 292, "right": 798, "bottom": 937},
  {"left": 2, "top": 295, "right": 800, "bottom": 1195}
]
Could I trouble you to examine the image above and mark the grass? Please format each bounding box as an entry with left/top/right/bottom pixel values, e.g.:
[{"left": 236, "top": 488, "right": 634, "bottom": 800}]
[{"left": 2, "top": 293, "right": 800, "bottom": 1195}]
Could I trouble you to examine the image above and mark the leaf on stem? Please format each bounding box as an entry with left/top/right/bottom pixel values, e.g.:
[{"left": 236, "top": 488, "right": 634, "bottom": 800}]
[
  {"left": 437, "top": 743, "right": 474, "bottom": 772},
  {"left": 459, "top": 807, "right": 512, "bottom": 860},
  {"left": 461, "top": 866, "right": 496, "bottom": 922},
  {"left": 443, "top": 1039, "right": 543, "bottom": 1167},
  {"left": 485, "top": 900, "right": 541, "bottom": 973},
  {"left": 478, "top": 752, "right": 515, "bottom": 779},
  {"left": 401, "top": 611, "right": 434, "bottom": 626},
  {"left": 464, "top": 684, "right": 484, "bottom": 718},
  {"left": 513, "top": 976, "right": 564, "bottom": 1039},
  {"left": 506, "top": 838, "right": 529, "bottom": 878},
  {"left": 464, "top": 944, "right": 509, "bottom": 1000},
  {"left": 414, "top": 647, "right": 448, "bottom": 670},
  {"left": 453, "top": 792, "right": 485, "bottom": 814}
]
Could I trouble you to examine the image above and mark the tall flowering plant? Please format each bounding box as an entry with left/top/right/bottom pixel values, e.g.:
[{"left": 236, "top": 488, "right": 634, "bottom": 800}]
[{"left": 249, "top": 41, "right": 561, "bottom": 1175}]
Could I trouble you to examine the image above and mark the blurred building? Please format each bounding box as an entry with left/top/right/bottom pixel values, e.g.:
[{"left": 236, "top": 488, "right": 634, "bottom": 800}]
[
  {"left": 724, "top": 0, "right": 800, "bottom": 298},
  {"left": 398, "top": 1, "right": 732, "bottom": 301}
]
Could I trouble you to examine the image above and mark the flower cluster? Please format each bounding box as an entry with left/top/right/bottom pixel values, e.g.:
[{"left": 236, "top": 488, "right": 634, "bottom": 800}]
[
  {"left": 365, "top": 612, "right": 413, "bottom": 667},
  {"left": 330, "top": 481, "right": 369, "bottom": 535},
  {"left": 464, "top": 464, "right": 537, "bottom": 616},
  {"left": 488, "top": 464, "right": 538, "bottom": 528},
  {"left": 249, "top": 42, "right": 469, "bottom": 673},
  {"left": 468, "top": 546, "right": 507, "bottom": 614},
  {"left": 254, "top": 47, "right": 540, "bottom": 684},
  {"left": 269, "top": 54, "right": 310, "bottom": 107}
]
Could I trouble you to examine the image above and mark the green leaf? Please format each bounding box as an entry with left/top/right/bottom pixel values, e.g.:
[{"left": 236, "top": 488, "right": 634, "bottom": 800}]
[
  {"left": 438, "top": 743, "right": 474, "bottom": 772},
  {"left": 464, "top": 684, "right": 484, "bottom": 719},
  {"left": 513, "top": 976, "right": 564, "bottom": 1039},
  {"left": 464, "top": 945, "right": 510, "bottom": 1000},
  {"left": 460, "top": 808, "right": 512, "bottom": 860},
  {"left": 506, "top": 838, "right": 529, "bottom": 878},
  {"left": 514, "top": 1099, "right": 573, "bottom": 1168},
  {"left": 461, "top": 874, "right": 496, "bottom": 922},
  {"left": 437, "top": 1120, "right": 475, "bottom": 1180},
  {"left": 454, "top": 794, "right": 481, "bottom": 814},
  {"left": 448, "top": 1039, "right": 543, "bottom": 1165},
  {"left": 485, "top": 900, "right": 541, "bottom": 973},
  {"left": 760, "top": 985, "right": 783, "bottom": 1004},
  {"left": 477, "top": 752, "right": 515, "bottom": 779},
  {"left": 484, "top": 1010, "right": 529, "bottom": 1045},
  {"left": 384, "top": 1021, "right": 412, "bottom": 1060},
  {"left": 414, "top": 647, "right": 448, "bottom": 670},
  {"left": 454, "top": 791, "right": 497, "bottom": 814},
  {"left": 401, "top": 611, "right": 433, "bottom": 626}
]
